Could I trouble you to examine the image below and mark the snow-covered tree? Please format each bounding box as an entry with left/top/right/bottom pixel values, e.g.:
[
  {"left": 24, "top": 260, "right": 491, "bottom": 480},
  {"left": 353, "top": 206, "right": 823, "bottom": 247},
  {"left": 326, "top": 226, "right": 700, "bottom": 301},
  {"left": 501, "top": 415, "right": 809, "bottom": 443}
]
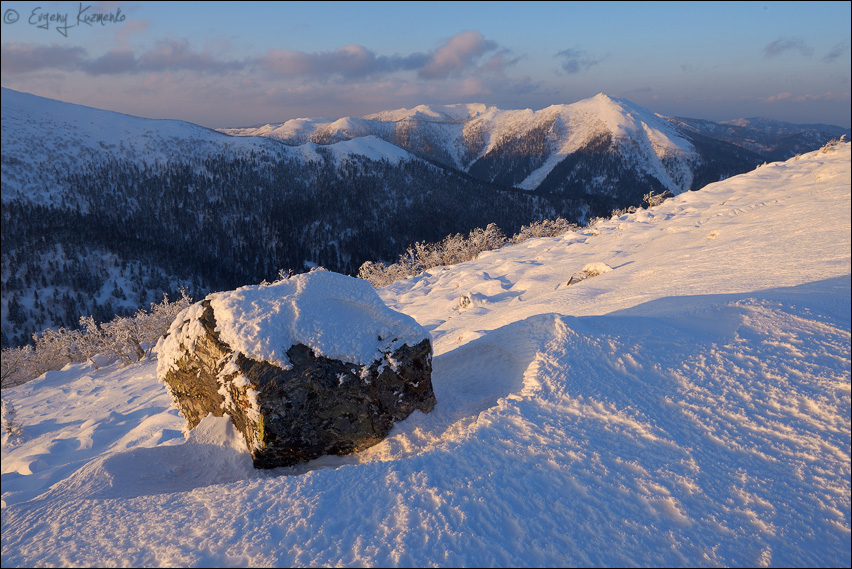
[
  {"left": 1, "top": 399, "right": 24, "bottom": 442},
  {"left": 1, "top": 345, "right": 36, "bottom": 388}
]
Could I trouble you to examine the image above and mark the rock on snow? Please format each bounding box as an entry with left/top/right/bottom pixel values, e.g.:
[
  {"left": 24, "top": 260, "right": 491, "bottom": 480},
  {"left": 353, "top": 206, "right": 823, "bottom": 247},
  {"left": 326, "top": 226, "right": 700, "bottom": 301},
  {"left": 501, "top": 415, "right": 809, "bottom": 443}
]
[{"left": 156, "top": 270, "right": 436, "bottom": 468}]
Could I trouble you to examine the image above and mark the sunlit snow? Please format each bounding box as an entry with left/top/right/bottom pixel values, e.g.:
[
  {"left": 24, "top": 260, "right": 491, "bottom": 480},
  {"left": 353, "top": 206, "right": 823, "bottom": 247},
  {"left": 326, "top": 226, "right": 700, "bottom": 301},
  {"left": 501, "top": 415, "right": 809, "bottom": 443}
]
[
  {"left": 157, "top": 270, "right": 427, "bottom": 374},
  {"left": 2, "top": 144, "right": 850, "bottom": 567}
]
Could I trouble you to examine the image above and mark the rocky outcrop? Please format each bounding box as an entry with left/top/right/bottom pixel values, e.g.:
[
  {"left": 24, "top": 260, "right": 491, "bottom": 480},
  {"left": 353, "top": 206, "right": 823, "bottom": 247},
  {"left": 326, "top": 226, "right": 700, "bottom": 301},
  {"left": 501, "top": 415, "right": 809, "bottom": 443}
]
[{"left": 156, "top": 271, "right": 435, "bottom": 469}]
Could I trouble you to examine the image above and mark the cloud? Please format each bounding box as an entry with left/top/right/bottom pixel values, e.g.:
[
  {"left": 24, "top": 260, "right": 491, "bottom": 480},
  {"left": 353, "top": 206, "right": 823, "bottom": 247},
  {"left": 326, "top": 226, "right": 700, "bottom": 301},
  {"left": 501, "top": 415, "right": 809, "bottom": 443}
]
[
  {"left": 114, "top": 19, "right": 150, "bottom": 47},
  {"left": 258, "top": 44, "right": 427, "bottom": 79},
  {"left": 257, "top": 30, "right": 506, "bottom": 81},
  {"left": 762, "top": 92, "right": 794, "bottom": 103},
  {"left": 555, "top": 48, "right": 603, "bottom": 74},
  {"left": 764, "top": 37, "right": 814, "bottom": 57},
  {"left": 235, "top": 71, "right": 543, "bottom": 124},
  {"left": 3, "top": 30, "right": 510, "bottom": 84},
  {"left": 135, "top": 39, "right": 244, "bottom": 73},
  {"left": 82, "top": 49, "right": 138, "bottom": 74},
  {"left": 822, "top": 41, "right": 850, "bottom": 63},
  {"left": 417, "top": 30, "right": 498, "bottom": 79},
  {"left": 0, "top": 43, "right": 87, "bottom": 74},
  {"left": 482, "top": 51, "right": 520, "bottom": 75},
  {"left": 1, "top": 39, "right": 246, "bottom": 76},
  {"left": 761, "top": 91, "right": 850, "bottom": 103}
]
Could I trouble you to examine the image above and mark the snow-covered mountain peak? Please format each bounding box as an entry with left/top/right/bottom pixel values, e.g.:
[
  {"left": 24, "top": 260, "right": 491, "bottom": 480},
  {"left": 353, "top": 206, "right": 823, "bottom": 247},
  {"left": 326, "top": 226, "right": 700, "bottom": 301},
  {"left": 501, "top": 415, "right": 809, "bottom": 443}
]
[
  {"left": 722, "top": 117, "right": 761, "bottom": 128},
  {"left": 719, "top": 116, "right": 850, "bottom": 136},
  {"left": 559, "top": 93, "right": 693, "bottom": 154},
  {"left": 219, "top": 117, "right": 336, "bottom": 141},
  {"left": 362, "top": 102, "right": 496, "bottom": 122},
  {"left": 213, "top": 94, "right": 774, "bottom": 198},
  {"left": 467, "top": 94, "right": 697, "bottom": 193}
]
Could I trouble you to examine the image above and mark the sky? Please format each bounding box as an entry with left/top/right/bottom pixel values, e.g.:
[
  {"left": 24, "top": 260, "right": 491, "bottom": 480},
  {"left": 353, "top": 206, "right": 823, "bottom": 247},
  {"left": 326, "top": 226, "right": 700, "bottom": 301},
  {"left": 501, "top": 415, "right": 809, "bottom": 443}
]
[{"left": 0, "top": 1, "right": 850, "bottom": 128}]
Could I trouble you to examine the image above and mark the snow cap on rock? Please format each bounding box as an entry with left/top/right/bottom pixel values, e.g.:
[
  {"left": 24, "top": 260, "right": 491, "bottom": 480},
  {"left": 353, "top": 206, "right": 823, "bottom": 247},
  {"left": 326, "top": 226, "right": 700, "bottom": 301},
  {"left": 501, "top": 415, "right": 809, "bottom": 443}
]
[{"left": 158, "top": 270, "right": 429, "bottom": 377}]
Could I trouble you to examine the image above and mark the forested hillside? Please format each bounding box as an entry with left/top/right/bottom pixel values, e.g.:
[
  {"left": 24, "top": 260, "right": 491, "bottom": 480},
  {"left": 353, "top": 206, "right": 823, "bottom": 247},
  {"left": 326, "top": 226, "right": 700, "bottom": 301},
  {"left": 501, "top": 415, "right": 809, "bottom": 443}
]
[{"left": 2, "top": 151, "right": 565, "bottom": 347}]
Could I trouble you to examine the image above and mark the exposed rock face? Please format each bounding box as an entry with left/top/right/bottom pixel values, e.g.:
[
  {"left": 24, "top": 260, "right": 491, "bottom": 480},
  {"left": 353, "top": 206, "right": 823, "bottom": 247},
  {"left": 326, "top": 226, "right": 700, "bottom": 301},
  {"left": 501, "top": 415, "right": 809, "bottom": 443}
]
[{"left": 156, "top": 271, "right": 435, "bottom": 469}]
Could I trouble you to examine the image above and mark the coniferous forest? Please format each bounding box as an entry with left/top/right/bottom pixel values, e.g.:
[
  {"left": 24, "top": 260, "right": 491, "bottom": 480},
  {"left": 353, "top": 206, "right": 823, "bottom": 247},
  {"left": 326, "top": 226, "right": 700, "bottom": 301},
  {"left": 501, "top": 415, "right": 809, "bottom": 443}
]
[{"left": 2, "top": 151, "right": 583, "bottom": 347}]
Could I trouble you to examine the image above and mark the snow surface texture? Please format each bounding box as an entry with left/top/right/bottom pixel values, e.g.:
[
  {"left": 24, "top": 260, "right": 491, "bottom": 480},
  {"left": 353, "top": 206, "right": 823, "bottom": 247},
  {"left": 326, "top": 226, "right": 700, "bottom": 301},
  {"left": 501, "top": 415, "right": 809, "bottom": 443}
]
[
  {"left": 156, "top": 270, "right": 428, "bottom": 376},
  {"left": 2, "top": 145, "right": 850, "bottom": 567}
]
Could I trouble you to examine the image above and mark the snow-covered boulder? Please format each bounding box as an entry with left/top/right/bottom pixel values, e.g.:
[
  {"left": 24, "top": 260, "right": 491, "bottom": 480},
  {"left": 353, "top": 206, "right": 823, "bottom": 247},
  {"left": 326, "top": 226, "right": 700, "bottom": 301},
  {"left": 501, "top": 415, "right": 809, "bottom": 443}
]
[{"left": 155, "top": 270, "right": 435, "bottom": 468}]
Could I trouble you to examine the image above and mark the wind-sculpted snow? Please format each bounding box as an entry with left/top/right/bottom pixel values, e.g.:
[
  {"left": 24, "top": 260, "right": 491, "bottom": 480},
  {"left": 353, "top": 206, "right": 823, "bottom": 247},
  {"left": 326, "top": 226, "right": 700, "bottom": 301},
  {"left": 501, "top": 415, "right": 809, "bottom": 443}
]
[{"left": 1, "top": 144, "right": 850, "bottom": 567}]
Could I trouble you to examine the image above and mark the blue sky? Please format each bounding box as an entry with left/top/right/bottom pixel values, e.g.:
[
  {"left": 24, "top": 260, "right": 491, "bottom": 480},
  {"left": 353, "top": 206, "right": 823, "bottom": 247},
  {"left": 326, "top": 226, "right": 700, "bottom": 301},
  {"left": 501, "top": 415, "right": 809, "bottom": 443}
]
[{"left": 1, "top": 1, "right": 849, "bottom": 128}]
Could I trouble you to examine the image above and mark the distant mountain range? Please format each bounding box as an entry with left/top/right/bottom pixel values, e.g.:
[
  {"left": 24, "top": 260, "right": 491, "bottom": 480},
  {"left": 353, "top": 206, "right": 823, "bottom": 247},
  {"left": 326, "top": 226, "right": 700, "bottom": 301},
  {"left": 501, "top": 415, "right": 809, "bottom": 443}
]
[
  {"left": 1, "top": 87, "right": 848, "bottom": 347},
  {"left": 671, "top": 116, "right": 850, "bottom": 161},
  {"left": 219, "top": 94, "right": 849, "bottom": 202}
]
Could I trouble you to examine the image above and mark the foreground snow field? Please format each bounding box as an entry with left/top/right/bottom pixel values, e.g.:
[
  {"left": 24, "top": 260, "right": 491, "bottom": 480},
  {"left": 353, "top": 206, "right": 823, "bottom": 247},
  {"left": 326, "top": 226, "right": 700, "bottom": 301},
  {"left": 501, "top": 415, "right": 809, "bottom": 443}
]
[{"left": 2, "top": 144, "right": 850, "bottom": 567}]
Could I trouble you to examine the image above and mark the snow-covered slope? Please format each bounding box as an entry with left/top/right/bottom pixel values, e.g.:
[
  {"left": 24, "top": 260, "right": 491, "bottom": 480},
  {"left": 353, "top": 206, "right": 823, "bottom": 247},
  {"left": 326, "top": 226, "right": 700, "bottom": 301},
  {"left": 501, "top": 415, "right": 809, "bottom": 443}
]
[
  {"left": 2, "top": 144, "right": 850, "bottom": 567},
  {"left": 475, "top": 94, "right": 695, "bottom": 192},
  {"left": 0, "top": 88, "right": 419, "bottom": 205}
]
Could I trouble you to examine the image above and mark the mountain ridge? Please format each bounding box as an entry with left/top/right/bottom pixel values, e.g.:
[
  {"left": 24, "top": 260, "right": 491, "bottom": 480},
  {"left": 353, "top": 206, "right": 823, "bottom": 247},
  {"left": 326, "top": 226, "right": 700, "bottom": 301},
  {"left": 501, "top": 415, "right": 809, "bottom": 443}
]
[
  {"left": 219, "top": 92, "right": 849, "bottom": 184},
  {"left": 219, "top": 93, "right": 702, "bottom": 196},
  {"left": 0, "top": 87, "right": 426, "bottom": 207}
]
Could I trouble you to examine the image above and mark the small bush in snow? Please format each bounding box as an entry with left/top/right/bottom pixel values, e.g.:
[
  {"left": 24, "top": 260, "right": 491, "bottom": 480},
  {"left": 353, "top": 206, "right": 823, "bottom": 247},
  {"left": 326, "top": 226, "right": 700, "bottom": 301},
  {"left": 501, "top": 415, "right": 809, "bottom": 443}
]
[
  {"left": 510, "top": 217, "right": 578, "bottom": 244},
  {"left": 643, "top": 190, "right": 673, "bottom": 208},
  {"left": 2, "top": 399, "right": 24, "bottom": 442},
  {"left": 821, "top": 134, "right": 846, "bottom": 153},
  {"left": 567, "top": 262, "right": 612, "bottom": 285},
  {"left": 580, "top": 262, "right": 612, "bottom": 277}
]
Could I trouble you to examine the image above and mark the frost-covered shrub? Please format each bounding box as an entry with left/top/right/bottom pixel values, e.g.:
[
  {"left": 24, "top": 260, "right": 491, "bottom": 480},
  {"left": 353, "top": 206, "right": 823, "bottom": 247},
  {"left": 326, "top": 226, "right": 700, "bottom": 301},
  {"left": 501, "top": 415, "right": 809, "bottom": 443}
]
[
  {"left": 1, "top": 345, "right": 36, "bottom": 388},
  {"left": 610, "top": 206, "right": 640, "bottom": 218},
  {"left": 510, "top": 217, "right": 578, "bottom": 244},
  {"left": 0, "top": 290, "right": 193, "bottom": 388},
  {"left": 643, "top": 190, "right": 673, "bottom": 208},
  {"left": 31, "top": 327, "right": 77, "bottom": 375},
  {"left": 360, "top": 201, "right": 649, "bottom": 289},
  {"left": 359, "top": 223, "right": 507, "bottom": 287},
  {"left": 820, "top": 134, "right": 846, "bottom": 153},
  {"left": 1, "top": 399, "right": 24, "bottom": 442}
]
